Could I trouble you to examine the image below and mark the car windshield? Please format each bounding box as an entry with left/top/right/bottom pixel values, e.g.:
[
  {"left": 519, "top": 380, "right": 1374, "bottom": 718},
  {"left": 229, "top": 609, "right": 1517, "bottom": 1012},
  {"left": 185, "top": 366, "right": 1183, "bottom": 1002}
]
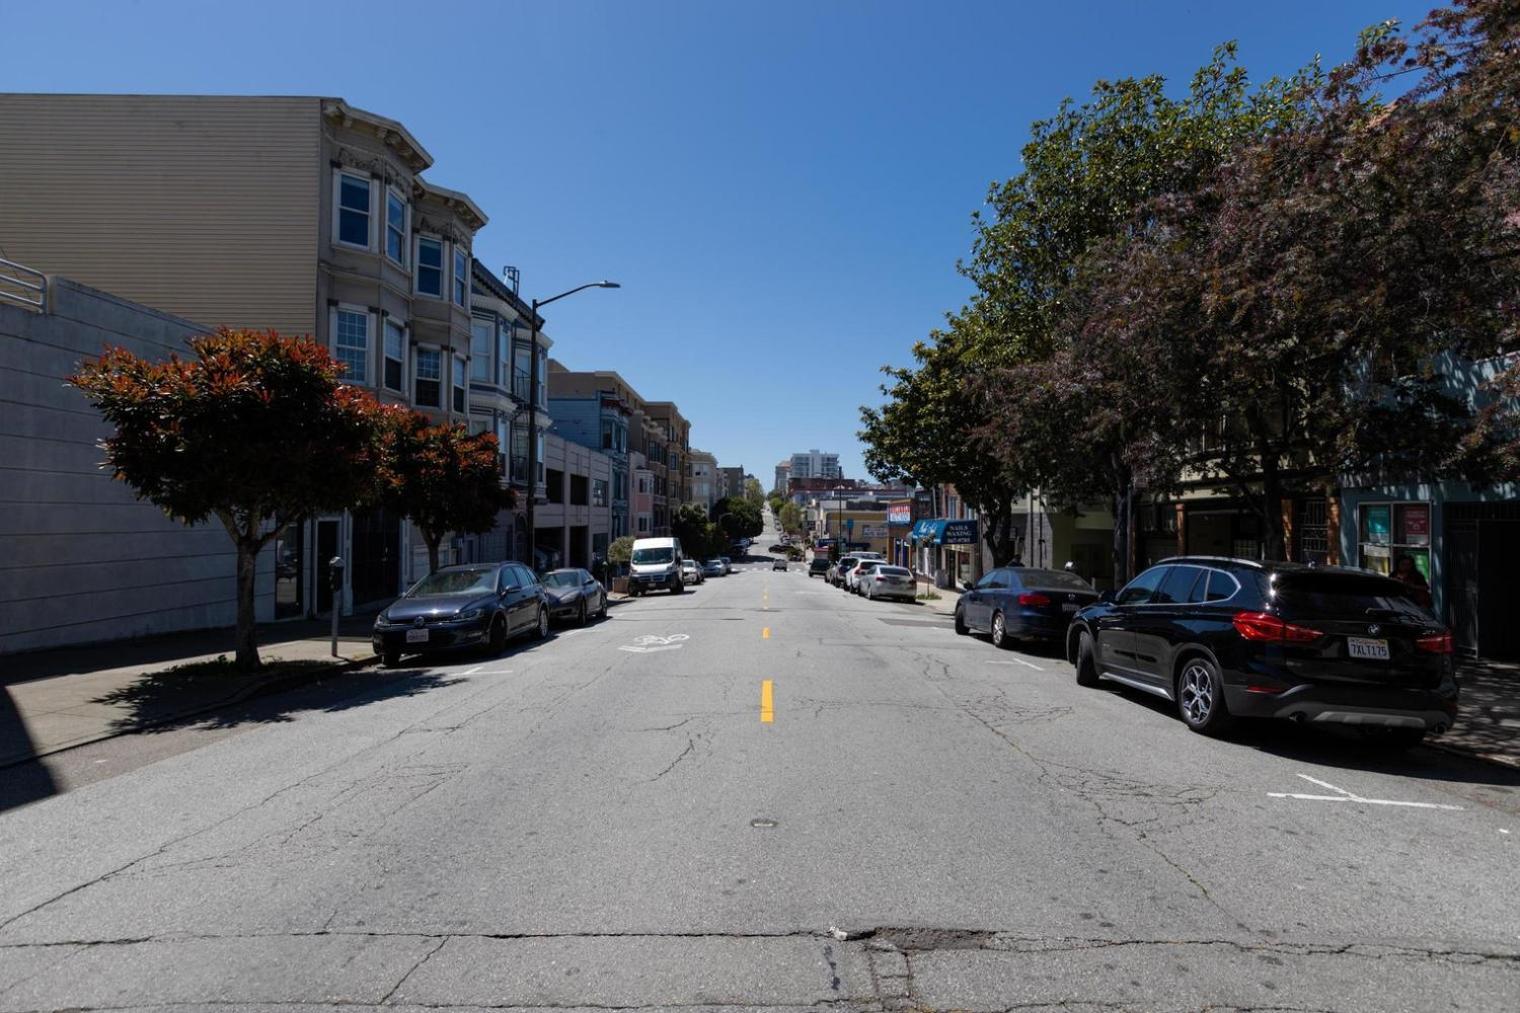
[
  {"left": 1018, "top": 569, "right": 1094, "bottom": 592},
  {"left": 542, "top": 571, "right": 581, "bottom": 589},
  {"left": 406, "top": 568, "right": 497, "bottom": 597},
  {"left": 705, "top": 559, "right": 722, "bottom": 565},
  {"left": 632, "top": 547, "right": 674, "bottom": 564}
]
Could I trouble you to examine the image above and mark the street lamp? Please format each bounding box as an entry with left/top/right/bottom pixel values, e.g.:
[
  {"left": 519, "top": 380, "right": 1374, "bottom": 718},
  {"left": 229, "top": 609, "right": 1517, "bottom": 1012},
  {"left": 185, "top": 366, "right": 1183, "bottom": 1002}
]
[{"left": 523, "top": 280, "right": 620, "bottom": 570}]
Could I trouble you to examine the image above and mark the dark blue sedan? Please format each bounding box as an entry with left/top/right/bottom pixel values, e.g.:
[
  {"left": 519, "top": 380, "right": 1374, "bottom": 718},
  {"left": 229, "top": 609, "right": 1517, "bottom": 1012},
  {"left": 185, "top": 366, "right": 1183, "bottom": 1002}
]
[
  {"left": 372, "top": 562, "right": 548, "bottom": 666},
  {"left": 955, "top": 567, "right": 1101, "bottom": 648}
]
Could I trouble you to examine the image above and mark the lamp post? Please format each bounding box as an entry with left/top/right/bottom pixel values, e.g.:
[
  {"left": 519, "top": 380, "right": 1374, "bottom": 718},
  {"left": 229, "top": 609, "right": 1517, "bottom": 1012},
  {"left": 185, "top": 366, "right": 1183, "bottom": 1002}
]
[{"left": 523, "top": 280, "right": 620, "bottom": 570}]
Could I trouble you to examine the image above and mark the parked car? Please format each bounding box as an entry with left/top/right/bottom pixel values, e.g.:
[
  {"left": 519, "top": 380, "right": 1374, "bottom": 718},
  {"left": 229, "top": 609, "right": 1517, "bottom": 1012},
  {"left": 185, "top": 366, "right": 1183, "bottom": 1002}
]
[
  {"left": 541, "top": 568, "right": 607, "bottom": 626},
  {"left": 847, "top": 559, "right": 884, "bottom": 593},
  {"left": 629, "top": 536, "right": 684, "bottom": 595},
  {"left": 702, "top": 558, "right": 725, "bottom": 578},
  {"left": 720, "top": 556, "right": 733, "bottom": 574},
  {"left": 773, "top": 558, "right": 788, "bottom": 571},
  {"left": 681, "top": 558, "right": 705, "bottom": 585},
  {"left": 373, "top": 562, "right": 547, "bottom": 667},
  {"left": 1065, "top": 557, "right": 1458, "bottom": 744},
  {"left": 830, "top": 556, "right": 860, "bottom": 588},
  {"left": 956, "top": 567, "right": 1101, "bottom": 647},
  {"left": 808, "top": 558, "right": 832, "bottom": 578},
  {"left": 769, "top": 543, "right": 789, "bottom": 553},
  {"left": 862, "top": 564, "right": 916, "bottom": 601}
]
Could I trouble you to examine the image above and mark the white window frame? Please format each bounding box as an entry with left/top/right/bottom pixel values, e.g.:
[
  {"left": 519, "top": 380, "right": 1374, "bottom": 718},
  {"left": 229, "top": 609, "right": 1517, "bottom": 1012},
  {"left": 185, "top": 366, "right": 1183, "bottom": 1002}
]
[
  {"left": 382, "top": 318, "right": 407, "bottom": 393},
  {"left": 332, "top": 170, "right": 375, "bottom": 251},
  {"left": 331, "top": 304, "right": 372, "bottom": 386},
  {"left": 470, "top": 317, "right": 494, "bottom": 382},
  {"left": 385, "top": 187, "right": 409, "bottom": 267},
  {"left": 452, "top": 353, "right": 468, "bottom": 413},
  {"left": 413, "top": 345, "right": 443, "bottom": 408},
  {"left": 414, "top": 235, "right": 444, "bottom": 299},
  {"left": 452, "top": 244, "right": 470, "bottom": 307}
]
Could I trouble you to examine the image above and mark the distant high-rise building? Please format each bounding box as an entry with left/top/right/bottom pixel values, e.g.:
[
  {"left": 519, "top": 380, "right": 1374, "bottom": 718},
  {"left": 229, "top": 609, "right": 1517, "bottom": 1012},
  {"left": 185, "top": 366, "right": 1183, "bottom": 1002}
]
[
  {"left": 717, "top": 466, "right": 746, "bottom": 500},
  {"left": 773, "top": 460, "right": 791, "bottom": 495},
  {"left": 789, "top": 449, "right": 842, "bottom": 481}
]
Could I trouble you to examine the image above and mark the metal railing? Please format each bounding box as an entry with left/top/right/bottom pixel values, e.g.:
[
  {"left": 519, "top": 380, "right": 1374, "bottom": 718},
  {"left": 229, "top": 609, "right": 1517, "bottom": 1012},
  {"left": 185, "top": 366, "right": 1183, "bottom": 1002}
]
[{"left": 0, "top": 258, "right": 46, "bottom": 312}]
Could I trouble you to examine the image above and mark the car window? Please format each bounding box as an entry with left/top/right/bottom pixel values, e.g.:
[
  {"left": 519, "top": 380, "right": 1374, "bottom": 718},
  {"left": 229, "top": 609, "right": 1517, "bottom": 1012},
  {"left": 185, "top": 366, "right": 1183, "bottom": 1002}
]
[
  {"left": 975, "top": 569, "right": 1008, "bottom": 590},
  {"left": 514, "top": 565, "right": 537, "bottom": 587},
  {"left": 1015, "top": 569, "right": 1093, "bottom": 592},
  {"left": 1273, "top": 572, "right": 1429, "bottom": 619},
  {"left": 1204, "top": 569, "right": 1239, "bottom": 602},
  {"left": 1152, "top": 565, "right": 1205, "bottom": 605},
  {"left": 1115, "top": 566, "right": 1169, "bottom": 605}
]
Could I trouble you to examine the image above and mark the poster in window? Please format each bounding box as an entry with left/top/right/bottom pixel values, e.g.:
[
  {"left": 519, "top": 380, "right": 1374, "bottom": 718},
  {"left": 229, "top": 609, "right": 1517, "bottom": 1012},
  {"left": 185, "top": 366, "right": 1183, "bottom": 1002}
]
[
  {"left": 1400, "top": 504, "right": 1430, "bottom": 546},
  {"left": 1364, "top": 505, "right": 1391, "bottom": 544}
]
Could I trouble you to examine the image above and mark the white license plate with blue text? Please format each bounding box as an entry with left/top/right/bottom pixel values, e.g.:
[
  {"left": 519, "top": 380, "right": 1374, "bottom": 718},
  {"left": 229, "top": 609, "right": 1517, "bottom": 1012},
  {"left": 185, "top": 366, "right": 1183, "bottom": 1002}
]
[
  {"left": 1347, "top": 637, "right": 1389, "bottom": 660},
  {"left": 406, "top": 628, "right": 429, "bottom": 644}
]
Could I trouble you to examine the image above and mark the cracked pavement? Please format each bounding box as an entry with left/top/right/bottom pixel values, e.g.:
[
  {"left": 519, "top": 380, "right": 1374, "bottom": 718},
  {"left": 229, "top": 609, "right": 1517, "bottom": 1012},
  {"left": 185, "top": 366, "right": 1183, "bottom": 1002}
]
[{"left": 2, "top": 521, "right": 1518, "bottom": 1011}]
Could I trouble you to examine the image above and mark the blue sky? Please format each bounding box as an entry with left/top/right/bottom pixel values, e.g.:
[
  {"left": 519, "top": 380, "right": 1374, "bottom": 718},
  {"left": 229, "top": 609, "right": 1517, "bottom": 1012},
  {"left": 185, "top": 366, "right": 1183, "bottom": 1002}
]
[{"left": 5, "top": 0, "right": 1431, "bottom": 482}]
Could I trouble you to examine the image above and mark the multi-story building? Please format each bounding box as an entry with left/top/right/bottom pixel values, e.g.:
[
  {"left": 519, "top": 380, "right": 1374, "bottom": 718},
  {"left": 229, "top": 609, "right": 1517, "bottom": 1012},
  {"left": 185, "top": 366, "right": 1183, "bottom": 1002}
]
[
  {"left": 630, "top": 450, "right": 655, "bottom": 538},
  {"left": 774, "top": 460, "right": 792, "bottom": 496},
  {"left": 548, "top": 362, "right": 642, "bottom": 544},
  {"left": 535, "top": 434, "right": 615, "bottom": 571},
  {"left": 717, "top": 466, "right": 746, "bottom": 501},
  {"left": 689, "top": 450, "right": 718, "bottom": 512},
  {"left": 631, "top": 407, "right": 669, "bottom": 535},
  {"left": 0, "top": 94, "right": 487, "bottom": 615},
  {"left": 646, "top": 402, "right": 691, "bottom": 507},
  {"left": 790, "top": 449, "right": 842, "bottom": 481}
]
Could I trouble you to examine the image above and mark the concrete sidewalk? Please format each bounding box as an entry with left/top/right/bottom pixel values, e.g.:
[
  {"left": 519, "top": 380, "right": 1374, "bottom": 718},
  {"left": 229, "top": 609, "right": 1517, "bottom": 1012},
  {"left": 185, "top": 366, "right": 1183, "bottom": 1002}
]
[{"left": 2, "top": 614, "right": 379, "bottom": 767}]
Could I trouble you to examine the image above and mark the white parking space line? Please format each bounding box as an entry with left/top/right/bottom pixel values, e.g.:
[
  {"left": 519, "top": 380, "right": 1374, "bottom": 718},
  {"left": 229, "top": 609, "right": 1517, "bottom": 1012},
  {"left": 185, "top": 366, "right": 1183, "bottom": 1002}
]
[{"left": 1268, "top": 773, "right": 1464, "bottom": 811}]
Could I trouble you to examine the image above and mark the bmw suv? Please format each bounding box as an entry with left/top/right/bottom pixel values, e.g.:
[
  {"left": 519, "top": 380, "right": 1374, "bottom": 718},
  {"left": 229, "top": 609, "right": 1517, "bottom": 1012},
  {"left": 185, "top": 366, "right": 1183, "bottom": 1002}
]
[{"left": 1065, "top": 557, "right": 1458, "bottom": 745}]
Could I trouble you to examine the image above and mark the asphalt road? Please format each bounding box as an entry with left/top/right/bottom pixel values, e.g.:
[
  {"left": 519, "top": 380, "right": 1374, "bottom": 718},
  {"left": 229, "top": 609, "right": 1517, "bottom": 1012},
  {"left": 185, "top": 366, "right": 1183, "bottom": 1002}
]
[{"left": 2, "top": 516, "right": 1518, "bottom": 1011}]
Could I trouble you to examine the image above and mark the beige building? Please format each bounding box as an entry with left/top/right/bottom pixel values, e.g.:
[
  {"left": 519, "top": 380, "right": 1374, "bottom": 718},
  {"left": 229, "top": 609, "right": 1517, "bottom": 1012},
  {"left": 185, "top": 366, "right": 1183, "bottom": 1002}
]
[
  {"left": 0, "top": 94, "right": 488, "bottom": 615},
  {"left": 646, "top": 402, "right": 691, "bottom": 507},
  {"left": 689, "top": 449, "right": 718, "bottom": 512}
]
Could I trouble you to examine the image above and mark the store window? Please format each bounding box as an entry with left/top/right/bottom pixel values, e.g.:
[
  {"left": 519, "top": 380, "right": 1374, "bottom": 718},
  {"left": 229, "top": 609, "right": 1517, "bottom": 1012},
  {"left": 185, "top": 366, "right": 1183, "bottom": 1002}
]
[{"left": 1358, "top": 502, "right": 1431, "bottom": 580}]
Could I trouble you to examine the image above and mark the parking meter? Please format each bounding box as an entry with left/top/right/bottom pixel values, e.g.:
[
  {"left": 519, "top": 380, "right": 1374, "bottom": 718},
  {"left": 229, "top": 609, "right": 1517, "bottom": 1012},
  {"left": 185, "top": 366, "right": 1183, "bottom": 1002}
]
[{"left": 328, "top": 556, "right": 344, "bottom": 657}]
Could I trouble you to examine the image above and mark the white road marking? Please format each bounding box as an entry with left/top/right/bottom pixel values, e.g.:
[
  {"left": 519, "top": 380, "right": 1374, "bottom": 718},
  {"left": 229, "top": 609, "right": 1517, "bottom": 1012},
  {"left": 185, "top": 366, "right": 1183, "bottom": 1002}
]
[
  {"left": 1267, "top": 773, "right": 1464, "bottom": 811},
  {"left": 469, "top": 669, "right": 514, "bottom": 676},
  {"left": 619, "top": 633, "right": 689, "bottom": 654},
  {"left": 461, "top": 665, "right": 483, "bottom": 675}
]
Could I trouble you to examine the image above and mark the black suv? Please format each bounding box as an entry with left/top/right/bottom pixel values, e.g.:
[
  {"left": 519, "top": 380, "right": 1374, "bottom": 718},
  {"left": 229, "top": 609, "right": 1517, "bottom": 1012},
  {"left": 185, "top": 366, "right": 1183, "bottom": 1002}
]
[
  {"left": 808, "top": 558, "right": 832, "bottom": 578},
  {"left": 1065, "top": 557, "right": 1457, "bottom": 745},
  {"left": 373, "top": 562, "right": 549, "bottom": 667}
]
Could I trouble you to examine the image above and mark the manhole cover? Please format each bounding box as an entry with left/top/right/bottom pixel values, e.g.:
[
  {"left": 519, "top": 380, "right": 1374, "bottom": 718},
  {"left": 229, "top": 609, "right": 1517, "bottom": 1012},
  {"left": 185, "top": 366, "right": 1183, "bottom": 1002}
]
[{"left": 750, "top": 817, "right": 778, "bottom": 828}]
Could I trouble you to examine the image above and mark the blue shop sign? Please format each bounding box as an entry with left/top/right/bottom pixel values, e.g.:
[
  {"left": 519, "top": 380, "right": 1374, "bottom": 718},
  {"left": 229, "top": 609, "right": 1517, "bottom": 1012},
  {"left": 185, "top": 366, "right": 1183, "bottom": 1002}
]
[{"left": 940, "top": 519, "right": 978, "bottom": 546}]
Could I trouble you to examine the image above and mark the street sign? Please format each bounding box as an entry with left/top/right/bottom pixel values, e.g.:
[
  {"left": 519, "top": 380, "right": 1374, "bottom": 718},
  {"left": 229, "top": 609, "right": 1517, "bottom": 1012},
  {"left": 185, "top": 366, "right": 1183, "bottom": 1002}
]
[{"left": 844, "top": 518, "right": 854, "bottom": 534}]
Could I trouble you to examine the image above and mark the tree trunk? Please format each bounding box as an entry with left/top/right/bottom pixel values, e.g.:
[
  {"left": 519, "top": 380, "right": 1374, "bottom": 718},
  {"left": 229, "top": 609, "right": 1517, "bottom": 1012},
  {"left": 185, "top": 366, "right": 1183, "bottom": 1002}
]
[
  {"left": 1111, "top": 467, "right": 1135, "bottom": 590},
  {"left": 426, "top": 533, "right": 442, "bottom": 575},
  {"left": 983, "top": 505, "right": 1018, "bottom": 567},
  {"left": 235, "top": 540, "right": 260, "bottom": 671},
  {"left": 1258, "top": 438, "right": 1286, "bottom": 561}
]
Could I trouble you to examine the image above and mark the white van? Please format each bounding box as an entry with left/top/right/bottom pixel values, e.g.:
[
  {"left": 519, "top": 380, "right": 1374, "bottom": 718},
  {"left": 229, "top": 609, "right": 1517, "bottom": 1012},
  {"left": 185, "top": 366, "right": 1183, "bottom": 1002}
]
[{"left": 629, "top": 537, "right": 684, "bottom": 595}]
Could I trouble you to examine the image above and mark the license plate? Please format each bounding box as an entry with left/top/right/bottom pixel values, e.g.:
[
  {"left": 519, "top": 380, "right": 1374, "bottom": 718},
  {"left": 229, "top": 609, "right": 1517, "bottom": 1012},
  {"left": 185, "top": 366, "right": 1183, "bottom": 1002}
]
[
  {"left": 1347, "top": 637, "right": 1389, "bottom": 660},
  {"left": 405, "top": 628, "right": 429, "bottom": 644},
  {"left": 1062, "top": 603, "right": 1079, "bottom": 612}
]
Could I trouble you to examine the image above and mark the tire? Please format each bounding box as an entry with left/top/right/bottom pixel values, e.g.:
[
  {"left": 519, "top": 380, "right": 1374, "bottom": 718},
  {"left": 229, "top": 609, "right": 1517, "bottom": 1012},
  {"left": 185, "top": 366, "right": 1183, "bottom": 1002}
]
[
  {"left": 599, "top": 593, "right": 608, "bottom": 618},
  {"left": 534, "top": 607, "right": 549, "bottom": 639},
  {"left": 382, "top": 650, "right": 402, "bottom": 668},
  {"left": 577, "top": 600, "right": 588, "bottom": 627},
  {"left": 673, "top": 580, "right": 684, "bottom": 595},
  {"left": 1075, "top": 630, "right": 1099, "bottom": 687},
  {"left": 954, "top": 608, "right": 969, "bottom": 636},
  {"left": 1176, "top": 656, "right": 1232, "bottom": 735},
  {"left": 487, "top": 615, "right": 507, "bottom": 655},
  {"left": 991, "top": 611, "right": 1011, "bottom": 650}
]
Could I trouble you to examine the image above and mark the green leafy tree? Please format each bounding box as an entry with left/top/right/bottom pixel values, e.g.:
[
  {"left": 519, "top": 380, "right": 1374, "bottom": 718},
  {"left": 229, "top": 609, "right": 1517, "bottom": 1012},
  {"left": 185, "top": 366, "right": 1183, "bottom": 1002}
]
[
  {"left": 608, "top": 535, "right": 634, "bottom": 566},
  {"left": 71, "top": 329, "right": 386, "bottom": 670},
  {"left": 778, "top": 500, "right": 805, "bottom": 538},
  {"left": 743, "top": 476, "right": 764, "bottom": 506},
  {"left": 711, "top": 496, "right": 763, "bottom": 542},
  {"left": 380, "top": 413, "right": 514, "bottom": 575},
  {"left": 671, "top": 501, "right": 716, "bottom": 559}
]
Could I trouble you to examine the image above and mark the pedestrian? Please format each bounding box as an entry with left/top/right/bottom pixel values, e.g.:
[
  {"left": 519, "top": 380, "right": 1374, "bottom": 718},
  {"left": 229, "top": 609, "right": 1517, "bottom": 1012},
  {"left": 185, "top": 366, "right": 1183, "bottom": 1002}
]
[{"left": 1391, "top": 554, "right": 1432, "bottom": 608}]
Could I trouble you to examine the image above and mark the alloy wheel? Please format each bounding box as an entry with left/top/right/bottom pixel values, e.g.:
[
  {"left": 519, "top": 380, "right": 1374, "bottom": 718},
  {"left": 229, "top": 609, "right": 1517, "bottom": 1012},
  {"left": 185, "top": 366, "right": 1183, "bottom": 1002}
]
[
  {"left": 1179, "top": 664, "right": 1213, "bottom": 725},
  {"left": 992, "top": 612, "right": 1006, "bottom": 648},
  {"left": 537, "top": 608, "right": 549, "bottom": 639}
]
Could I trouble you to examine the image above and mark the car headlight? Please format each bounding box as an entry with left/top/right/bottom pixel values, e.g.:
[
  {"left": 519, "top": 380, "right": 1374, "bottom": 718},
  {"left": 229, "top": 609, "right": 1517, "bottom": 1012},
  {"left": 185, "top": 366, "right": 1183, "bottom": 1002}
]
[
  {"left": 457, "top": 608, "right": 484, "bottom": 622},
  {"left": 374, "top": 611, "right": 390, "bottom": 628}
]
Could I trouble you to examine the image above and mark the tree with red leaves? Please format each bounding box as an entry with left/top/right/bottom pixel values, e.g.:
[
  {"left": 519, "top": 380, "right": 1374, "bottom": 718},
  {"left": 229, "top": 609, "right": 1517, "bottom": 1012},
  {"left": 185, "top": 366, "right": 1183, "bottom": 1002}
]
[
  {"left": 71, "top": 329, "right": 387, "bottom": 670},
  {"left": 378, "top": 413, "right": 514, "bottom": 576}
]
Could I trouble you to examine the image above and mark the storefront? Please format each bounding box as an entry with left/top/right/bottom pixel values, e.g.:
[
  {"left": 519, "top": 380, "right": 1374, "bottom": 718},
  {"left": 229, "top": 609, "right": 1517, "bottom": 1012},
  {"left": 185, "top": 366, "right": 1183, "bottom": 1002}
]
[{"left": 909, "top": 518, "right": 980, "bottom": 588}]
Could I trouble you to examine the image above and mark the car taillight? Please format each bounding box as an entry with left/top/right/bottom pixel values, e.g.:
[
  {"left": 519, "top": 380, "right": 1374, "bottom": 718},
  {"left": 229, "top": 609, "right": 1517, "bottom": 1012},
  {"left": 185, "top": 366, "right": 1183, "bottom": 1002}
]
[
  {"left": 1018, "top": 592, "right": 1051, "bottom": 607},
  {"left": 1415, "top": 630, "right": 1453, "bottom": 654},
  {"left": 1232, "top": 611, "right": 1321, "bottom": 644}
]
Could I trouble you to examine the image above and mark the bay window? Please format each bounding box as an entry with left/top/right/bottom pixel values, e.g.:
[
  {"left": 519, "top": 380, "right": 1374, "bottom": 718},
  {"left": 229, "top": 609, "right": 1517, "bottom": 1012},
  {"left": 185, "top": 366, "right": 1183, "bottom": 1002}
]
[
  {"left": 414, "top": 347, "right": 442, "bottom": 407},
  {"left": 470, "top": 318, "right": 493, "bottom": 381},
  {"left": 334, "top": 307, "right": 369, "bottom": 385},
  {"left": 415, "top": 237, "right": 443, "bottom": 297},
  {"left": 383, "top": 319, "right": 405, "bottom": 391},
  {"left": 453, "top": 245, "right": 469, "bottom": 306},
  {"left": 334, "top": 171, "right": 372, "bottom": 249},
  {"left": 385, "top": 189, "right": 408, "bottom": 265},
  {"left": 453, "top": 354, "right": 467, "bottom": 412}
]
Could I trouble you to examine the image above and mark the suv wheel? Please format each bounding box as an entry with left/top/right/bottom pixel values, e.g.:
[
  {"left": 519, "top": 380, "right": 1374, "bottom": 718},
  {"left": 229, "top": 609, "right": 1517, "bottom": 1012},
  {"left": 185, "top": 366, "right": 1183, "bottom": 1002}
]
[
  {"left": 991, "top": 611, "right": 1010, "bottom": 649},
  {"left": 1074, "top": 630, "right": 1099, "bottom": 687},
  {"left": 1177, "top": 656, "right": 1231, "bottom": 735}
]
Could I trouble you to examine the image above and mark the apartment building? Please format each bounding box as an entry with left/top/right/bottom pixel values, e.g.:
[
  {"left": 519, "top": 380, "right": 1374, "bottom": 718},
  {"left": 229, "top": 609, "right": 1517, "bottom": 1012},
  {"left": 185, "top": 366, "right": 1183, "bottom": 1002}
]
[
  {"left": 646, "top": 402, "right": 691, "bottom": 507},
  {"left": 790, "top": 449, "right": 842, "bottom": 481},
  {"left": 548, "top": 362, "right": 643, "bottom": 543},
  {"left": 774, "top": 460, "right": 791, "bottom": 496},
  {"left": 536, "top": 434, "right": 615, "bottom": 571},
  {"left": 690, "top": 450, "right": 718, "bottom": 512},
  {"left": 0, "top": 94, "right": 487, "bottom": 615},
  {"left": 717, "top": 466, "right": 746, "bottom": 501}
]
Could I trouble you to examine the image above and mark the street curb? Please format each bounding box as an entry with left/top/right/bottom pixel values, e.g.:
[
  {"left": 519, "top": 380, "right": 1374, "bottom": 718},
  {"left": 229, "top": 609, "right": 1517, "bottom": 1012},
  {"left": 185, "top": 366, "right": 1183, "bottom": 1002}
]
[
  {"left": 2, "top": 653, "right": 379, "bottom": 770},
  {"left": 1427, "top": 740, "right": 1520, "bottom": 770}
]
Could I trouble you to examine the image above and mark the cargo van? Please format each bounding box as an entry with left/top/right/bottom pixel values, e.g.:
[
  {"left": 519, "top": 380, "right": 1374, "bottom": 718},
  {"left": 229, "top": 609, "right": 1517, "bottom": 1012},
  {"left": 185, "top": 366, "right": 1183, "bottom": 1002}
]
[{"left": 628, "top": 537, "right": 684, "bottom": 595}]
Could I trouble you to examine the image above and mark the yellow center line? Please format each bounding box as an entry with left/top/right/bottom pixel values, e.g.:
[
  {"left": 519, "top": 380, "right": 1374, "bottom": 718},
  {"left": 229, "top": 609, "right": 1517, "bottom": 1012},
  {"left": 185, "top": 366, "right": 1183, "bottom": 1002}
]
[
  {"left": 760, "top": 679, "right": 774, "bottom": 723},
  {"left": 762, "top": 626, "right": 771, "bottom": 639}
]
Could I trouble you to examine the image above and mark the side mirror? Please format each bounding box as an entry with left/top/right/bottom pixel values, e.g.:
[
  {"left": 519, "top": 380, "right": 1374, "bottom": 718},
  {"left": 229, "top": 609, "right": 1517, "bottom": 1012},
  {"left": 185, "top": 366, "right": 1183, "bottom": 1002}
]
[
  {"left": 504, "top": 585, "right": 521, "bottom": 594},
  {"left": 1099, "top": 589, "right": 1115, "bottom": 604},
  {"left": 962, "top": 581, "right": 975, "bottom": 592}
]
